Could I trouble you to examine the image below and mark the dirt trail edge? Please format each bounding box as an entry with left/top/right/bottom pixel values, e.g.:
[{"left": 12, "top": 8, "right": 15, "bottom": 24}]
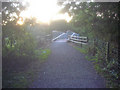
[{"left": 29, "top": 41, "right": 106, "bottom": 88}]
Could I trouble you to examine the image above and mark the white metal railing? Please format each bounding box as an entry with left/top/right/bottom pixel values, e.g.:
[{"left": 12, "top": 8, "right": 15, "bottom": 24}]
[
  {"left": 68, "top": 35, "right": 88, "bottom": 44},
  {"left": 52, "top": 33, "right": 65, "bottom": 41}
]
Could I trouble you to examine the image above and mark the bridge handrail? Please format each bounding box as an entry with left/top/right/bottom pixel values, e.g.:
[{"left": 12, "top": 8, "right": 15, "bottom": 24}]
[
  {"left": 68, "top": 35, "right": 88, "bottom": 44},
  {"left": 52, "top": 33, "right": 65, "bottom": 41},
  {"left": 68, "top": 35, "right": 87, "bottom": 38}
]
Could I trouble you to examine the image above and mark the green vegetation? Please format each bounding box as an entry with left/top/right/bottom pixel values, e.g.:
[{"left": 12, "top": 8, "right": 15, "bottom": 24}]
[
  {"left": 73, "top": 46, "right": 87, "bottom": 54},
  {"left": 85, "top": 56, "right": 96, "bottom": 61},
  {"left": 74, "top": 43, "right": 118, "bottom": 88},
  {"left": 12, "top": 73, "right": 28, "bottom": 88},
  {"left": 11, "top": 48, "right": 51, "bottom": 88},
  {"left": 2, "top": 2, "right": 52, "bottom": 88},
  {"left": 3, "top": 48, "right": 51, "bottom": 88},
  {"left": 59, "top": 2, "right": 119, "bottom": 88},
  {"left": 35, "top": 48, "right": 51, "bottom": 62},
  {"left": 2, "top": 1, "right": 119, "bottom": 88}
]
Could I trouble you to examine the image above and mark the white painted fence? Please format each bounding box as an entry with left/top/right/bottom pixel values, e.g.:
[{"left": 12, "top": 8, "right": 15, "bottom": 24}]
[
  {"left": 68, "top": 35, "right": 88, "bottom": 45},
  {"left": 52, "top": 33, "right": 65, "bottom": 41}
]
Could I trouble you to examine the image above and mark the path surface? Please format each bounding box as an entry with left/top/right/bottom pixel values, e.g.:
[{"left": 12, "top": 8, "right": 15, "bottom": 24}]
[{"left": 30, "top": 40, "right": 106, "bottom": 88}]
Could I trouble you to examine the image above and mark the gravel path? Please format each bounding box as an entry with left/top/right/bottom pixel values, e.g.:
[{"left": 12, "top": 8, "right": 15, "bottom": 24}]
[{"left": 30, "top": 40, "right": 106, "bottom": 88}]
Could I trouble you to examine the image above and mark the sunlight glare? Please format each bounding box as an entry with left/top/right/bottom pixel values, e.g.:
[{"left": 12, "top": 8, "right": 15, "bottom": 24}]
[
  {"left": 52, "top": 13, "right": 73, "bottom": 22},
  {"left": 20, "top": 0, "right": 72, "bottom": 24},
  {"left": 17, "top": 17, "right": 24, "bottom": 25}
]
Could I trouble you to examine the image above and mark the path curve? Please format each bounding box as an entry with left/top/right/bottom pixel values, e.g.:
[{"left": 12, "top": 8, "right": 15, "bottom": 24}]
[{"left": 30, "top": 40, "right": 106, "bottom": 88}]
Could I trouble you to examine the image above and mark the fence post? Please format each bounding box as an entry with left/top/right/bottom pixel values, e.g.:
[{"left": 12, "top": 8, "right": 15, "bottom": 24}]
[
  {"left": 106, "top": 42, "right": 109, "bottom": 64},
  {"left": 93, "top": 38, "right": 96, "bottom": 56},
  {"left": 81, "top": 42, "right": 82, "bottom": 47},
  {"left": 87, "top": 37, "right": 88, "bottom": 43}
]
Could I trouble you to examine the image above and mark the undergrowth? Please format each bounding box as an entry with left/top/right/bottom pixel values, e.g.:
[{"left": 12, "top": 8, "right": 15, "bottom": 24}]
[
  {"left": 71, "top": 42, "right": 119, "bottom": 88},
  {"left": 3, "top": 48, "right": 51, "bottom": 88}
]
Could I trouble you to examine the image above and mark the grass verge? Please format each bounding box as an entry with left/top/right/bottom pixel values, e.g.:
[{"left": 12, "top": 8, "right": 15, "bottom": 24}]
[
  {"left": 73, "top": 46, "right": 87, "bottom": 54},
  {"left": 69, "top": 42, "right": 119, "bottom": 88},
  {"left": 3, "top": 48, "right": 51, "bottom": 88}
]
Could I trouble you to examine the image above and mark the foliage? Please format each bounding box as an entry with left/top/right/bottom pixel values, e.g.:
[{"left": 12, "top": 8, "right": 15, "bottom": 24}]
[
  {"left": 50, "top": 20, "right": 70, "bottom": 32},
  {"left": 2, "top": 2, "right": 35, "bottom": 58},
  {"left": 2, "top": 2, "right": 51, "bottom": 88},
  {"left": 60, "top": 2, "right": 118, "bottom": 43},
  {"left": 59, "top": 1, "right": 119, "bottom": 88},
  {"left": 73, "top": 45, "right": 87, "bottom": 54},
  {"left": 34, "top": 48, "right": 51, "bottom": 61},
  {"left": 3, "top": 48, "right": 51, "bottom": 88},
  {"left": 2, "top": 1, "right": 119, "bottom": 88}
]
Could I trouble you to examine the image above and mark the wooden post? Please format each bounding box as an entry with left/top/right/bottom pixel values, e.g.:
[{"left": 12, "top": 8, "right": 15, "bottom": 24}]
[
  {"left": 93, "top": 39, "right": 96, "bottom": 56},
  {"left": 81, "top": 38, "right": 82, "bottom": 47},
  {"left": 106, "top": 42, "right": 109, "bottom": 64},
  {"left": 81, "top": 42, "right": 82, "bottom": 47}
]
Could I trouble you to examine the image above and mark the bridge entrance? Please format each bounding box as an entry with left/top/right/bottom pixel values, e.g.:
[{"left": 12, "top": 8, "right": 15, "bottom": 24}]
[{"left": 52, "top": 30, "right": 74, "bottom": 42}]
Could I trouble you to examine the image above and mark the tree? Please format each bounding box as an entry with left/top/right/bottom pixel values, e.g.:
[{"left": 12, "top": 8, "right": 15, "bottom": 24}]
[
  {"left": 59, "top": 2, "right": 119, "bottom": 43},
  {"left": 58, "top": 1, "right": 119, "bottom": 88},
  {"left": 2, "top": 2, "right": 36, "bottom": 59}
]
